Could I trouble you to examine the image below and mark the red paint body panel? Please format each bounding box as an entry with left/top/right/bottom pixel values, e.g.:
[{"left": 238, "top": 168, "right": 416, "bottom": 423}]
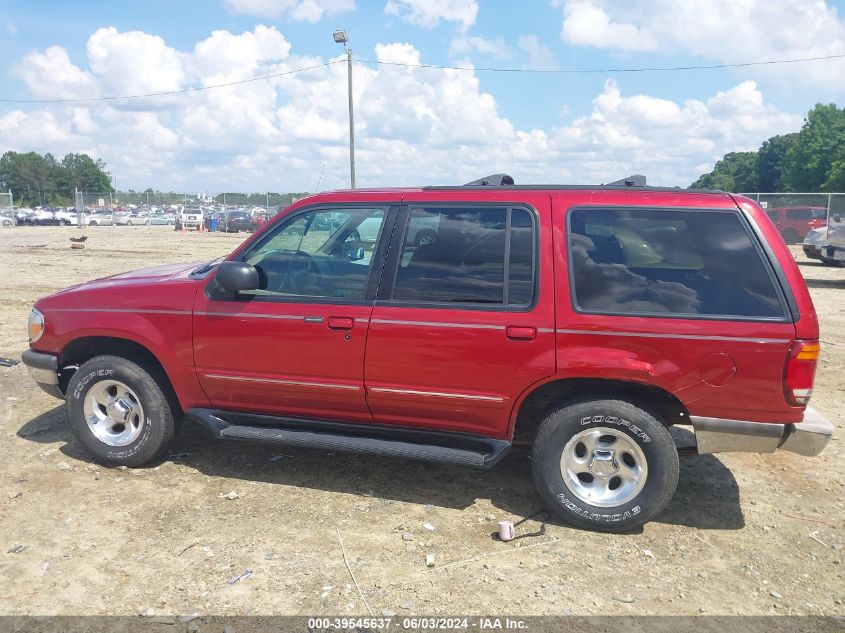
[
  {"left": 28, "top": 185, "right": 820, "bottom": 442},
  {"left": 191, "top": 296, "right": 374, "bottom": 421},
  {"left": 33, "top": 263, "right": 210, "bottom": 411}
]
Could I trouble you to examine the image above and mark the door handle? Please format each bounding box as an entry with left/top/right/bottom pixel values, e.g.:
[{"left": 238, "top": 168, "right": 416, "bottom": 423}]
[
  {"left": 327, "top": 316, "right": 355, "bottom": 331},
  {"left": 506, "top": 326, "right": 536, "bottom": 341}
]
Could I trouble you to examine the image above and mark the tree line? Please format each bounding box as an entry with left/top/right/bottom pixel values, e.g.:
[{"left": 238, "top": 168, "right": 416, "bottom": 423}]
[
  {"left": 690, "top": 103, "right": 845, "bottom": 192},
  {"left": 0, "top": 151, "right": 113, "bottom": 206}
]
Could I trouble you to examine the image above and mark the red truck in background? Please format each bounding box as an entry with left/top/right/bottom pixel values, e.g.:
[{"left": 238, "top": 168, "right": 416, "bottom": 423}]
[
  {"left": 22, "top": 175, "right": 833, "bottom": 532},
  {"left": 765, "top": 205, "right": 828, "bottom": 243}
]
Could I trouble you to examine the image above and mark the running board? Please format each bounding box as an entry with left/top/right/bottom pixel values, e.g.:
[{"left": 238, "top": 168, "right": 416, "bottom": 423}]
[{"left": 186, "top": 408, "right": 510, "bottom": 469}]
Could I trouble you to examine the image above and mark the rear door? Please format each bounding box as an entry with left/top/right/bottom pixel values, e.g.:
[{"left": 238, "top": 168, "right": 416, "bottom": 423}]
[
  {"left": 554, "top": 190, "right": 799, "bottom": 423},
  {"left": 193, "top": 204, "right": 396, "bottom": 422},
  {"left": 363, "top": 193, "right": 556, "bottom": 438}
]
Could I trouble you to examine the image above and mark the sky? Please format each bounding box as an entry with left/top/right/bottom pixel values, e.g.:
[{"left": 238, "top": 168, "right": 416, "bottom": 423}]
[{"left": 1, "top": 0, "right": 845, "bottom": 193}]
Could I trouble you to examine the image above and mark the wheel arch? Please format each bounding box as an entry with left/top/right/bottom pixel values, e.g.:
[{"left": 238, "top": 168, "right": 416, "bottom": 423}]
[
  {"left": 509, "top": 377, "right": 689, "bottom": 445},
  {"left": 58, "top": 336, "right": 182, "bottom": 415}
]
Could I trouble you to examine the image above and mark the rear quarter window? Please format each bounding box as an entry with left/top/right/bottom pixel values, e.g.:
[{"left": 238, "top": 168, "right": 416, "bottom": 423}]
[{"left": 567, "top": 208, "right": 785, "bottom": 319}]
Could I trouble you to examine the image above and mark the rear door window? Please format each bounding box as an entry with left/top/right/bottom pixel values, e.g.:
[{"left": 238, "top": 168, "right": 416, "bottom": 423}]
[
  {"left": 568, "top": 208, "right": 785, "bottom": 319},
  {"left": 390, "top": 206, "right": 535, "bottom": 307}
]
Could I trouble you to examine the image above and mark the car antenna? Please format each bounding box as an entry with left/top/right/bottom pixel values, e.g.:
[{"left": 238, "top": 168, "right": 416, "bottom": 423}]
[{"left": 314, "top": 162, "right": 326, "bottom": 192}]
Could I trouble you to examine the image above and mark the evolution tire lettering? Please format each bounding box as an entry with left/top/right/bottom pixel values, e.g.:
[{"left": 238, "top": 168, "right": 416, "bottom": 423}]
[
  {"left": 106, "top": 418, "right": 153, "bottom": 459},
  {"left": 580, "top": 415, "right": 651, "bottom": 443},
  {"left": 555, "top": 492, "right": 641, "bottom": 523}
]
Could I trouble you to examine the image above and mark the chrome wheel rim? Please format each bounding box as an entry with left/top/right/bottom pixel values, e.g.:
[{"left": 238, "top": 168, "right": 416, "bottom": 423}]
[
  {"left": 560, "top": 427, "right": 648, "bottom": 508},
  {"left": 82, "top": 380, "right": 145, "bottom": 446}
]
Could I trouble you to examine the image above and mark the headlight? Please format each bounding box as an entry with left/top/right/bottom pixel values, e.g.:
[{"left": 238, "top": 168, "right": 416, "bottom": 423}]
[{"left": 27, "top": 307, "right": 45, "bottom": 343}]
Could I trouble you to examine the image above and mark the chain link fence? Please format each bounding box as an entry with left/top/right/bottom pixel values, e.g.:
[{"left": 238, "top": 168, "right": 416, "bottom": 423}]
[
  {"left": 0, "top": 191, "right": 13, "bottom": 228},
  {"left": 74, "top": 190, "right": 116, "bottom": 227},
  {"left": 113, "top": 191, "right": 306, "bottom": 210},
  {"left": 740, "top": 192, "right": 845, "bottom": 243}
]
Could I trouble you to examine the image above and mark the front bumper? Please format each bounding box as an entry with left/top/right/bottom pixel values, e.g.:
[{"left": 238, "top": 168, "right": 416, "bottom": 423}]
[
  {"left": 21, "top": 349, "right": 63, "bottom": 399},
  {"left": 691, "top": 407, "right": 833, "bottom": 457}
]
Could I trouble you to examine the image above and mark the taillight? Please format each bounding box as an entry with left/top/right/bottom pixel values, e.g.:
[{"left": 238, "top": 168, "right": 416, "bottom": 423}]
[{"left": 784, "top": 340, "right": 820, "bottom": 406}]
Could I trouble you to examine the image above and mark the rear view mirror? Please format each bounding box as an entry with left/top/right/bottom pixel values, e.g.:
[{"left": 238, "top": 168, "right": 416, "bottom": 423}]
[{"left": 215, "top": 261, "right": 260, "bottom": 292}]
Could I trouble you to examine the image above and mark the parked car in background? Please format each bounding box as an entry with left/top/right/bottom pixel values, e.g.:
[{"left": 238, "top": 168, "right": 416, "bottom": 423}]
[
  {"left": 219, "top": 210, "right": 254, "bottom": 233},
  {"left": 22, "top": 174, "right": 832, "bottom": 533},
  {"left": 148, "top": 211, "right": 175, "bottom": 226},
  {"left": 116, "top": 212, "right": 149, "bottom": 226},
  {"left": 15, "top": 209, "right": 35, "bottom": 225},
  {"left": 252, "top": 212, "right": 269, "bottom": 231},
  {"left": 765, "top": 206, "right": 827, "bottom": 243},
  {"left": 802, "top": 227, "right": 840, "bottom": 265},
  {"left": 176, "top": 208, "right": 203, "bottom": 231},
  {"left": 87, "top": 211, "right": 115, "bottom": 227}
]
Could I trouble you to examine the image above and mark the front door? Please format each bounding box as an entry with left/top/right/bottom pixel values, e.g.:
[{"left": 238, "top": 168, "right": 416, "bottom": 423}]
[
  {"left": 363, "top": 198, "right": 556, "bottom": 437},
  {"left": 193, "top": 205, "right": 392, "bottom": 422}
]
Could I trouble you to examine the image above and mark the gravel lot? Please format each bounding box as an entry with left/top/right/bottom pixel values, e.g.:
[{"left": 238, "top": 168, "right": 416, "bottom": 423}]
[{"left": 0, "top": 226, "right": 843, "bottom": 618}]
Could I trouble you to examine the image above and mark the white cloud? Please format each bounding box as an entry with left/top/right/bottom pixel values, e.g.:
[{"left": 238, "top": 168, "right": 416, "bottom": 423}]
[
  {"left": 551, "top": 79, "right": 801, "bottom": 184},
  {"left": 223, "top": 0, "right": 355, "bottom": 21},
  {"left": 561, "top": 1, "right": 656, "bottom": 51},
  {"left": 517, "top": 34, "right": 558, "bottom": 70},
  {"left": 557, "top": 0, "right": 845, "bottom": 89},
  {"left": 2, "top": 26, "right": 803, "bottom": 192},
  {"left": 449, "top": 35, "right": 514, "bottom": 60},
  {"left": 385, "top": 0, "right": 478, "bottom": 31},
  {"left": 12, "top": 46, "right": 97, "bottom": 100}
]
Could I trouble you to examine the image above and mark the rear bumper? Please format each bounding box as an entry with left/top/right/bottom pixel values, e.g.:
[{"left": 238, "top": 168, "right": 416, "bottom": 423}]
[
  {"left": 21, "top": 349, "right": 63, "bottom": 400},
  {"left": 691, "top": 407, "right": 833, "bottom": 457}
]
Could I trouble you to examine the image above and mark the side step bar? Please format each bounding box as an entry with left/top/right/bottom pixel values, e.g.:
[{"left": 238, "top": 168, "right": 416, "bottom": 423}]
[{"left": 186, "top": 408, "right": 511, "bottom": 469}]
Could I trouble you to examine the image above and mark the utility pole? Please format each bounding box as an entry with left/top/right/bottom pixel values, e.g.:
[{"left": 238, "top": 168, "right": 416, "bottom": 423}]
[{"left": 334, "top": 30, "right": 355, "bottom": 188}]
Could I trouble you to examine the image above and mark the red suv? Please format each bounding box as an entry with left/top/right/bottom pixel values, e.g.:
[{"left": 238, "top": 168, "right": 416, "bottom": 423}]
[
  {"left": 765, "top": 206, "right": 828, "bottom": 243},
  {"left": 22, "top": 176, "right": 833, "bottom": 532}
]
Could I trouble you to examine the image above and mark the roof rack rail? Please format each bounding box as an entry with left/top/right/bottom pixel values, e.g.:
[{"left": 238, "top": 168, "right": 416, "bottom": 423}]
[
  {"left": 605, "top": 174, "right": 647, "bottom": 187},
  {"left": 463, "top": 174, "right": 514, "bottom": 186}
]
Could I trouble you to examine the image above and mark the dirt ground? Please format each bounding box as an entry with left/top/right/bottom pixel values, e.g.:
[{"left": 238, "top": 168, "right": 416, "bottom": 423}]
[{"left": 0, "top": 226, "right": 843, "bottom": 618}]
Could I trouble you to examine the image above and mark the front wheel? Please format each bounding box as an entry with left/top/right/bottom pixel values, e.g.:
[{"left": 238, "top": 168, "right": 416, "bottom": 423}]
[
  {"left": 532, "top": 398, "right": 679, "bottom": 533},
  {"left": 65, "top": 355, "right": 177, "bottom": 467}
]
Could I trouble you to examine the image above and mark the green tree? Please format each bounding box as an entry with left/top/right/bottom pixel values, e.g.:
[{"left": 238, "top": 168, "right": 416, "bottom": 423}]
[
  {"left": 0, "top": 151, "right": 112, "bottom": 206},
  {"left": 756, "top": 133, "right": 798, "bottom": 191},
  {"left": 782, "top": 103, "right": 845, "bottom": 191},
  {"left": 823, "top": 160, "right": 845, "bottom": 190},
  {"left": 690, "top": 151, "right": 759, "bottom": 192},
  {"left": 56, "top": 153, "right": 113, "bottom": 193}
]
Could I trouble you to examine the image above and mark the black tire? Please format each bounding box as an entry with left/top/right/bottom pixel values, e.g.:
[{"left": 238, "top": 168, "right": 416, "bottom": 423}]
[
  {"left": 65, "top": 355, "right": 177, "bottom": 467},
  {"left": 532, "top": 397, "right": 679, "bottom": 533},
  {"left": 782, "top": 228, "right": 800, "bottom": 244}
]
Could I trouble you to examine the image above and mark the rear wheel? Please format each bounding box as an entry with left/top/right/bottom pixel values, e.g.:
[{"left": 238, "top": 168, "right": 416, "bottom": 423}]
[
  {"left": 532, "top": 398, "right": 679, "bottom": 532},
  {"left": 65, "top": 355, "right": 177, "bottom": 467},
  {"left": 782, "top": 228, "right": 800, "bottom": 244}
]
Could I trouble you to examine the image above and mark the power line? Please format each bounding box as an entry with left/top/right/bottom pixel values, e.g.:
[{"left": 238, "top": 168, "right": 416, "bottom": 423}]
[
  {"left": 0, "top": 60, "right": 343, "bottom": 104},
  {"left": 3, "top": 52, "right": 845, "bottom": 105},
  {"left": 356, "top": 52, "right": 845, "bottom": 74}
]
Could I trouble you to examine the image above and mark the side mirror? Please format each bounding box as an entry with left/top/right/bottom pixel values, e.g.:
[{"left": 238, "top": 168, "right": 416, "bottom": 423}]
[
  {"left": 345, "top": 244, "right": 365, "bottom": 261},
  {"left": 215, "top": 261, "right": 260, "bottom": 292}
]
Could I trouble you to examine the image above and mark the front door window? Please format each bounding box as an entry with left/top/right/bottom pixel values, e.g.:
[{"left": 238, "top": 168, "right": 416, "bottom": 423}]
[{"left": 241, "top": 208, "right": 386, "bottom": 301}]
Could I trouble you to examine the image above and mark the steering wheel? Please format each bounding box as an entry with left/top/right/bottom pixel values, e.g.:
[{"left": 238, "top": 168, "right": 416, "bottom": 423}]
[{"left": 278, "top": 250, "right": 321, "bottom": 293}]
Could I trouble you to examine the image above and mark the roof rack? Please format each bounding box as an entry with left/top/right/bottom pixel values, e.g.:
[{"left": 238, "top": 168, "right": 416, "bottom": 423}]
[
  {"left": 463, "top": 174, "right": 515, "bottom": 186},
  {"left": 604, "top": 174, "right": 647, "bottom": 187}
]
